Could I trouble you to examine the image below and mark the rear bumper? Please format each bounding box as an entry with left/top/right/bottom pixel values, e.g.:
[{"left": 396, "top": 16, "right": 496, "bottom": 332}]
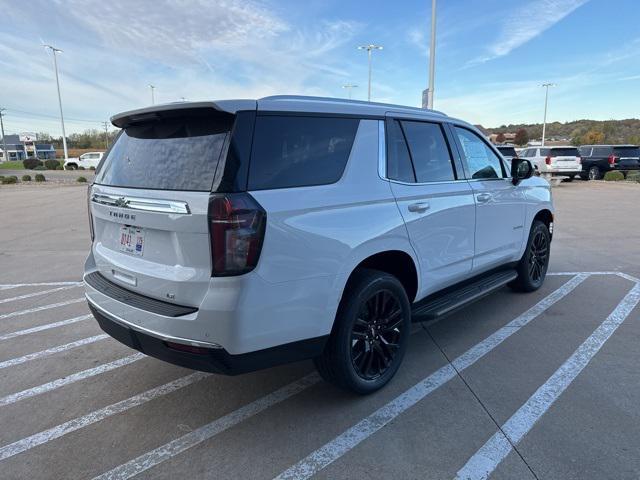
[{"left": 89, "top": 301, "right": 327, "bottom": 375}]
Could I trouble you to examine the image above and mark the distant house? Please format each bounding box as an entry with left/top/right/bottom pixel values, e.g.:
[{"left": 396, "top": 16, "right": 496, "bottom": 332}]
[
  {"left": 0, "top": 134, "right": 56, "bottom": 161},
  {"left": 489, "top": 132, "right": 516, "bottom": 144}
]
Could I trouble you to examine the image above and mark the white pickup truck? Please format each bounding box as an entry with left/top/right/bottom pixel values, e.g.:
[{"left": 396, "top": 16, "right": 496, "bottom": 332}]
[{"left": 64, "top": 152, "right": 104, "bottom": 170}]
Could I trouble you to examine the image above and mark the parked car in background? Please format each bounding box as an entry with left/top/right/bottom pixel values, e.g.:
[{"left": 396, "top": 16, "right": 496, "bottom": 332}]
[
  {"left": 496, "top": 145, "right": 518, "bottom": 161},
  {"left": 519, "top": 146, "right": 582, "bottom": 180},
  {"left": 84, "top": 96, "right": 553, "bottom": 394},
  {"left": 64, "top": 151, "right": 104, "bottom": 170},
  {"left": 577, "top": 145, "right": 640, "bottom": 180}
]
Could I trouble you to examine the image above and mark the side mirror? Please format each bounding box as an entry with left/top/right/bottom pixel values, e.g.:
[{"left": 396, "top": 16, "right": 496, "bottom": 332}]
[{"left": 511, "top": 158, "right": 533, "bottom": 185}]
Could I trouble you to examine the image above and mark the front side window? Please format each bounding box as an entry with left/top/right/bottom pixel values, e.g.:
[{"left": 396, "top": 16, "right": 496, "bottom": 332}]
[
  {"left": 454, "top": 127, "right": 504, "bottom": 179},
  {"left": 401, "top": 121, "right": 455, "bottom": 182},
  {"left": 248, "top": 116, "right": 359, "bottom": 190}
]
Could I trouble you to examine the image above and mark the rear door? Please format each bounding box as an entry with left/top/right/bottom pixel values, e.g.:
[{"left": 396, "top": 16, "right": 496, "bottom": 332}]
[
  {"left": 89, "top": 108, "right": 235, "bottom": 307},
  {"left": 451, "top": 125, "right": 526, "bottom": 272},
  {"left": 386, "top": 117, "right": 475, "bottom": 295}
]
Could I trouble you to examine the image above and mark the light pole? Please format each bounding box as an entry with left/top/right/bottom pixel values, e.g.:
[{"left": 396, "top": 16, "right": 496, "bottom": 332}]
[
  {"left": 0, "top": 108, "right": 7, "bottom": 162},
  {"left": 358, "top": 44, "right": 383, "bottom": 101},
  {"left": 102, "top": 121, "right": 109, "bottom": 149},
  {"left": 43, "top": 44, "right": 68, "bottom": 160},
  {"left": 342, "top": 84, "right": 358, "bottom": 99},
  {"left": 427, "top": 0, "right": 437, "bottom": 109},
  {"left": 541, "top": 83, "right": 556, "bottom": 147},
  {"left": 149, "top": 84, "right": 156, "bottom": 105}
]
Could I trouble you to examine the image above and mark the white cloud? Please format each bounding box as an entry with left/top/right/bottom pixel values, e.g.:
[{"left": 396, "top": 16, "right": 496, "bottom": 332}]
[{"left": 471, "top": 0, "right": 589, "bottom": 64}]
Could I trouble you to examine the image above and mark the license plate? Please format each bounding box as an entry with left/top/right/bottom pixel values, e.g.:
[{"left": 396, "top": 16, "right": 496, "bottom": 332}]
[{"left": 119, "top": 226, "right": 145, "bottom": 256}]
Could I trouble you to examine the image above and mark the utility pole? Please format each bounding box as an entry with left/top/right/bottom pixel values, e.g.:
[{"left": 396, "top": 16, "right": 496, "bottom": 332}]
[
  {"left": 541, "top": 83, "right": 556, "bottom": 147},
  {"left": 357, "top": 44, "right": 383, "bottom": 101},
  {"left": 342, "top": 84, "right": 358, "bottom": 99},
  {"left": 427, "top": 0, "right": 437, "bottom": 109},
  {"left": 102, "top": 121, "right": 109, "bottom": 149},
  {"left": 149, "top": 84, "right": 156, "bottom": 105},
  {"left": 0, "top": 108, "right": 7, "bottom": 163},
  {"left": 43, "top": 44, "right": 68, "bottom": 160}
]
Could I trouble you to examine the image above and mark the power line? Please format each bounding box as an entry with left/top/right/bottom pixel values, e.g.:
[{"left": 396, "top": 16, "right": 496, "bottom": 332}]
[{"left": 2, "top": 107, "right": 104, "bottom": 124}]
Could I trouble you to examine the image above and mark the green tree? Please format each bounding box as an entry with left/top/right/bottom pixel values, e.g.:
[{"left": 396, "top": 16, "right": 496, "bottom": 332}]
[{"left": 584, "top": 130, "right": 605, "bottom": 144}]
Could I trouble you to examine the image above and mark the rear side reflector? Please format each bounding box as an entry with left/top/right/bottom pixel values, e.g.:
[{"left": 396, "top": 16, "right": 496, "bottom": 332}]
[
  {"left": 165, "top": 341, "right": 211, "bottom": 355},
  {"left": 208, "top": 193, "right": 266, "bottom": 276}
]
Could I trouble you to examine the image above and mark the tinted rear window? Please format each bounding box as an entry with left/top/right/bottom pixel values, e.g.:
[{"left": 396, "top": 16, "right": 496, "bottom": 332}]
[
  {"left": 95, "top": 114, "right": 232, "bottom": 191},
  {"left": 550, "top": 148, "right": 579, "bottom": 157},
  {"left": 401, "top": 121, "right": 455, "bottom": 182},
  {"left": 248, "top": 116, "right": 358, "bottom": 190},
  {"left": 614, "top": 146, "right": 640, "bottom": 156},
  {"left": 497, "top": 147, "right": 517, "bottom": 157}
]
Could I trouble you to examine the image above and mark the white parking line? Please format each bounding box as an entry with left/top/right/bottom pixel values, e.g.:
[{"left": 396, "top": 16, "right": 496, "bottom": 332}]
[
  {"left": 0, "top": 314, "right": 92, "bottom": 342},
  {"left": 454, "top": 282, "right": 640, "bottom": 480},
  {"left": 272, "top": 274, "right": 588, "bottom": 480},
  {"left": 0, "top": 285, "right": 79, "bottom": 305},
  {"left": 0, "top": 298, "right": 85, "bottom": 320},
  {"left": 0, "top": 334, "right": 108, "bottom": 370},
  {"left": 0, "top": 282, "right": 82, "bottom": 291},
  {"left": 0, "top": 353, "right": 146, "bottom": 407},
  {"left": 0, "top": 372, "right": 210, "bottom": 461},
  {"left": 92, "top": 373, "right": 321, "bottom": 480}
]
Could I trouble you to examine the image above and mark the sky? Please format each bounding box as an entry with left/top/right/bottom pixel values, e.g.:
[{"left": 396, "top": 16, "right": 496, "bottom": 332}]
[{"left": 0, "top": 0, "right": 639, "bottom": 136}]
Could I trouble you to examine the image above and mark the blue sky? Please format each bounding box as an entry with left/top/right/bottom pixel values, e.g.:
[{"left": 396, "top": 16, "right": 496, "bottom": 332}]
[{"left": 0, "top": 0, "right": 638, "bottom": 135}]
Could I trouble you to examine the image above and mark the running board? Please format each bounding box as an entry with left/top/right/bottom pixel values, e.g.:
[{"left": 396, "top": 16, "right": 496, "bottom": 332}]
[{"left": 412, "top": 269, "right": 518, "bottom": 321}]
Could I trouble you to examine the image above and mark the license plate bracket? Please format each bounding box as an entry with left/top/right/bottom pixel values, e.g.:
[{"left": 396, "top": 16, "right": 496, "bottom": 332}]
[{"left": 119, "top": 225, "right": 145, "bottom": 256}]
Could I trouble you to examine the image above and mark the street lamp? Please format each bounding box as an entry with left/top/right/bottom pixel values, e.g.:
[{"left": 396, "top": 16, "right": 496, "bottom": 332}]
[
  {"left": 342, "top": 84, "right": 358, "bottom": 99},
  {"left": 43, "top": 44, "right": 68, "bottom": 160},
  {"left": 357, "top": 44, "right": 383, "bottom": 101},
  {"left": 426, "top": 0, "right": 437, "bottom": 109},
  {"left": 541, "top": 83, "right": 556, "bottom": 147},
  {"left": 149, "top": 84, "right": 156, "bottom": 105}
]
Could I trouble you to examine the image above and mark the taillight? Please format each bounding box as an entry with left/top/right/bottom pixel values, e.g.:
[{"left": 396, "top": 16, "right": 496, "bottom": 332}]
[
  {"left": 608, "top": 154, "right": 617, "bottom": 165},
  {"left": 545, "top": 156, "right": 551, "bottom": 165},
  {"left": 576, "top": 156, "right": 581, "bottom": 164},
  {"left": 208, "top": 193, "right": 266, "bottom": 276},
  {"left": 87, "top": 187, "right": 95, "bottom": 242}
]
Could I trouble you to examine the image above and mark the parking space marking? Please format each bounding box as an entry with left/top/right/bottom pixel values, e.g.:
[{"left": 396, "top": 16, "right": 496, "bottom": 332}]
[
  {"left": 0, "top": 285, "right": 79, "bottom": 305},
  {"left": 0, "top": 372, "right": 210, "bottom": 461},
  {"left": 92, "top": 373, "right": 321, "bottom": 480},
  {"left": 454, "top": 281, "right": 640, "bottom": 480},
  {"left": 0, "top": 353, "right": 146, "bottom": 407},
  {"left": 0, "top": 282, "right": 82, "bottom": 291},
  {"left": 0, "top": 298, "right": 85, "bottom": 320},
  {"left": 0, "top": 314, "right": 92, "bottom": 342},
  {"left": 272, "top": 274, "right": 587, "bottom": 480},
  {"left": 548, "top": 271, "right": 640, "bottom": 283},
  {"left": 0, "top": 334, "right": 108, "bottom": 370}
]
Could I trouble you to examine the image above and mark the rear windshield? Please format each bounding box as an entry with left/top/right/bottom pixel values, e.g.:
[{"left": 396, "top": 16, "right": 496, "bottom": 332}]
[
  {"left": 497, "top": 147, "right": 517, "bottom": 157},
  {"left": 613, "top": 146, "right": 640, "bottom": 156},
  {"left": 95, "top": 114, "right": 232, "bottom": 191},
  {"left": 550, "top": 148, "right": 579, "bottom": 157},
  {"left": 248, "top": 116, "right": 359, "bottom": 190}
]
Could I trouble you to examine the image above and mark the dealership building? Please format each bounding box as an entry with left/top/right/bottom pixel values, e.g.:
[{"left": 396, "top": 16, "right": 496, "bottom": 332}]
[{"left": 0, "top": 133, "right": 57, "bottom": 161}]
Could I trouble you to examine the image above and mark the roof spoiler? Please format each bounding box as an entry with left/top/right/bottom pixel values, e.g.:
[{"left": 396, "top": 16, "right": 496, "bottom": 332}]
[{"left": 111, "top": 100, "right": 256, "bottom": 128}]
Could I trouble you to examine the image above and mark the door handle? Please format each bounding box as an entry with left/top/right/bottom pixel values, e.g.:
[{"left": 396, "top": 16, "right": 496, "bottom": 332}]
[
  {"left": 476, "top": 193, "right": 492, "bottom": 203},
  {"left": 408, "top": 202, "right": 430, "bottom": 213}
]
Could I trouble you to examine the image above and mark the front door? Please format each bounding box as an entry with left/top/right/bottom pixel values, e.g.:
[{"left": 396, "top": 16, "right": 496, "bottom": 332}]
[
  {"left": 451, "top": 126, "right": 526, "bottom": 273},
  {"left": 385, "top": 118, "right": 475, "bottom": 297}
]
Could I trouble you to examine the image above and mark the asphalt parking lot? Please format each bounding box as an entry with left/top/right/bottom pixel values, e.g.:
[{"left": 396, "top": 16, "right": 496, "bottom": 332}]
[{"left": 0, "top": 180, "right": 639, "bottom": 479}]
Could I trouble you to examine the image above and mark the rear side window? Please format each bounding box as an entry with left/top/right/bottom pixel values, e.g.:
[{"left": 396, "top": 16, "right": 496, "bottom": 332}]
[
  {"left": 248, "top": 116, "right": 358, "bottom": 190},
  {"left": 95, "top": 114, "right": 232, "bottom": 191},
  {"left": 386, "top": 120, "right": 415, "bottom": 183},
  {"left": 401, "top": 121, "right": 455, "bottom": 182},
  {"left": 550, "top": 147, "right": 579, "bottom": 157}
]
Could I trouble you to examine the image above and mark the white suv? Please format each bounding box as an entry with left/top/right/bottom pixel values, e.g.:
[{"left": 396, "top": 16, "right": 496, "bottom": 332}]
[
  {"left": 64, "top": 151, "right": 104, "bottom": 170},
  {"left": 519, "top": 146, "right": 581, "bottom": 180},
  {"left": 84, "top": 96, "right": 553, "bottom": 394}
]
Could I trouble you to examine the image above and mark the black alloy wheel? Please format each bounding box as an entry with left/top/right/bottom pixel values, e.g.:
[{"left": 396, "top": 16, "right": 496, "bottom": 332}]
[
  {"left": 528, "top": 228, "right": 549, "bottom": 284},
  {"left": 350, "top": 289, "right": 404, "bottom": 380}
]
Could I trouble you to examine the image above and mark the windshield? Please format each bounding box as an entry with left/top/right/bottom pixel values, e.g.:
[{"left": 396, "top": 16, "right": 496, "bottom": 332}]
[{"left": 95, "top": 114, "right": 232, "bottom": 191}]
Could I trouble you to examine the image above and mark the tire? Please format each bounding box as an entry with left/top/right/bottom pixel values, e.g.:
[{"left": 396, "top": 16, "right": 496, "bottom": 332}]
[
  {"left": 579, "top": 173, "right": 588, "bottom": 180},
  {"left": 510, "top": 220, "right": 551, "bottom": 292},
  {"left": 314, "top": 269, "right": 411, "bottom": 395},
  {"left": 564, "top": 176, "right": 574, "bottom": 182},
  {"left": 588, "top": 166, "right": 600, "bottom": 180},
  {"left": 65, "top": 164, "right": 77, "bottom": 170}
]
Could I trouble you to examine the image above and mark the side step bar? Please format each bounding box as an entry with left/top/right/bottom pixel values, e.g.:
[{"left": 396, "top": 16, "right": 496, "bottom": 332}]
[{"left": 412, "top": 269, "right": 518, "bottom": 321}]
